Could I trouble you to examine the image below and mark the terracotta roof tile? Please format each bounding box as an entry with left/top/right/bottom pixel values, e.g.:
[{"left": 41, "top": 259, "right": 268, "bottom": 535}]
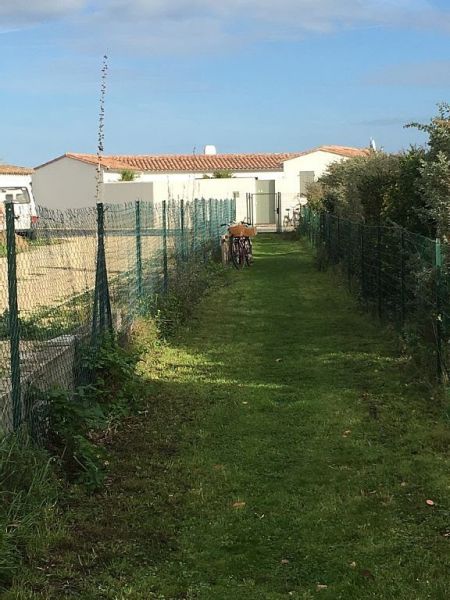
[
  {"left": 0, "top": 164, "right": 34, "bottom": 175},
  {"left": 317, "top": 145, "right": 371, "bottom": 158},
  {"left": 36, "top": 146, "right": 369, "bottom": 173},
  {"left": 64, "top": 152, "right": 303, "bottom": 172}
]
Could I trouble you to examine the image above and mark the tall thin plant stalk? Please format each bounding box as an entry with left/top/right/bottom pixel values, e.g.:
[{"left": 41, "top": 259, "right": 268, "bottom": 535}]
[{"left": 95, "top": 55, "right": 108, "bottom": 203}]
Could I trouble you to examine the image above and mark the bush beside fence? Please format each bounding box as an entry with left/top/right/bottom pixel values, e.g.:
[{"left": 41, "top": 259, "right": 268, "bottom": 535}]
[
  {"left": 0, "top": 197, "right": 235, "bottom": 437},
  {"left": 300, "top": 207, "right": 449, "bottom": 382}
]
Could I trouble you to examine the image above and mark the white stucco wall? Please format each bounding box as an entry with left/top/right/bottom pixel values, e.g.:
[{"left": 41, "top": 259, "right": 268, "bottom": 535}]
[
  {"left": 131, "top": 170, "right": 282, "bottom": 183},
  {"left": 277, "top": 151, "right": 350, "bottom": 221},
  {"left": 102, "top": 181, "right": 154, "bottom": 205},
  {"left": 0, "top": 173, "right": 33, "bottom": 188},
  {"left": 282, "top": 150, "right": 347, "bottom": 185},
  {"left": 151, "top": 177, "right": 256, "bottom": 222},
  {"left": 103, "top": 172, "right": 122, "bottom": 183},
  {"left": 33, "top": 157, "right": 98, "bottom": 209}
]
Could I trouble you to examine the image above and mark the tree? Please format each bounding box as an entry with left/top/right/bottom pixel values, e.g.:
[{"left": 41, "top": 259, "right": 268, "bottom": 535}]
[
  {"left": 408, "top": 103, "right": 450, "bottom": 240},
  {"left": 383, "top": 147, "right": 429, "bottom": 235},
  {"left": 314, "top": 154, "right": 400, "bottom": 223}
]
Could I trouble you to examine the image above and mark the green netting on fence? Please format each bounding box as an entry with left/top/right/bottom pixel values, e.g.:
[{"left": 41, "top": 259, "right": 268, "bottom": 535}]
[
  {"left": 300, "top": 207, "right": 449, "bottom": 381},
  {"left": 0, "top": 197, "right": 235, "bottom": 437}
]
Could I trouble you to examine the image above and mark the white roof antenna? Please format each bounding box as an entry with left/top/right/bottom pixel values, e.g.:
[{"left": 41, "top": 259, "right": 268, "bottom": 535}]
[{"left": 370, "top": 137, "right": 377, "bottom": 152}]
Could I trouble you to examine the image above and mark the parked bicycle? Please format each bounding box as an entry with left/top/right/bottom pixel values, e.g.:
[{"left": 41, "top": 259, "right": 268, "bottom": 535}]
[
  {"left": 223, "top": 221, "right": 256, "bottom": 269},
  {"left": 283, "top": 204, "right": 302, "bottom": 230}
]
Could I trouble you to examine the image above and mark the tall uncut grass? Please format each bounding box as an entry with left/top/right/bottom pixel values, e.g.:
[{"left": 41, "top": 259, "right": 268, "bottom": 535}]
[{"left": 0, "top": 432, "right": 59, "bottom": 588}]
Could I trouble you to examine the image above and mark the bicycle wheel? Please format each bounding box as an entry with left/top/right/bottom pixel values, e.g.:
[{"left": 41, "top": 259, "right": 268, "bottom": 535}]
[
  {"left": 231, "top": 237, "right": 244, "bottom": 269},
  {"left": 244, "top": 237, "right": 253, "bottom": 266}
]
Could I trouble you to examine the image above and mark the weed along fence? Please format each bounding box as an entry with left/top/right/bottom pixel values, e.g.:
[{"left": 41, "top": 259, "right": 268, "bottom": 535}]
[
  {"left": 300, "top": 208, "right": 450, "bottom": 381},
  {"left": 0, "top": 197, "right": 235, "bottom": 435}
]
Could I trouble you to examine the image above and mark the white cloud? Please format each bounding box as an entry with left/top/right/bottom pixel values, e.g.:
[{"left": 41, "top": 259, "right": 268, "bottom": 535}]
[
  {"left": 87, "top": 0, "right": 450, "bottom": 32},
  {"left": 0, "top": 1, "right": 86, "bottom": 25},
  {"left": 2, "top": 0, "right": 450, "bottom": 52}
]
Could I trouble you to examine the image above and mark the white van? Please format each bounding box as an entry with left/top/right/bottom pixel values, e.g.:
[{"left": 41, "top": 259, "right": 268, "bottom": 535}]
[{"left": 0, "top": 170, "right": 38, "bottom": 239}]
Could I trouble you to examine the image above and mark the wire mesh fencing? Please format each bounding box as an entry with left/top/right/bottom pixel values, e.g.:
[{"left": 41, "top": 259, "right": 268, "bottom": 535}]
[
  {"left": 0, "top": 197, "right": 235, "bottom": 437},
  {"left": 300, "top": 207, "right": 449, "bottom": 382}
]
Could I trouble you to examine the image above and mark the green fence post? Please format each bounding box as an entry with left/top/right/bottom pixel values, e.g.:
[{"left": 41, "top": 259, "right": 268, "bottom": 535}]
[
  {"left": 162, "top": 200, "right": 169, "bottom": 292},
  {"left": 336, "top": 216, "right": 340, "bottom": 263},
  {"left": 208, "top": 198, "right": 213, "bottom": 240},
  {"left": 400, "top": 230, "right": 406, "bottom": 326},
  {"left": 135, "top": 199, "right": 143, "bottom": 303},
  {"left": 180, "top": 198, "right": 185, "bottom": 261},
  {"left": 377, "top": 225, "right": 382, "bottom": 319},
  {"left": 346, "top": 220, "right": 352, "bottom": 290},
  {"left": 92, "top": 202, "right": 113, "bottom": 339},
  {"left": 214, "top": 200, "right": 219, "bottom": 241},
  {"left": 219, "top": 200, "right": 223, "bottom": 247},
  {"left": 326, "top": 214, "right": 331, "bottom": 255},
  {"left": 193, "top": 200, "right": 198, "bottom": 255},
  {"left": 360, "top": 224, "right": 366, "bottom": 304},
  {"left": 5, "top": 201, "right": 22, "bottom": 430},
  {"left": 201, "top": 198, "right": 207, "bottom": 262},
  {"left": 319, "top": 211, "right": 325, "bottom": 247},
  {"left": 435, "top": 239, "right": 443, "bottom": 382}
]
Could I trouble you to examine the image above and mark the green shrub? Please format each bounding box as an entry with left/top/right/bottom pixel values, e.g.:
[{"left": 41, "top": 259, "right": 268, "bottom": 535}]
[
  {"left": 31, "top": 338, "right": 144, "bottom": 491},
  {"left": 119, "top": 169, "right": 137, "bottom": 182},
  {"left": 151, "top": 258, "right": 223, "bottom": 337}
]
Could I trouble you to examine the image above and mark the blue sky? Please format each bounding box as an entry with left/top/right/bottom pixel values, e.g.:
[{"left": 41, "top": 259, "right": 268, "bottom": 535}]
[{"left": 1, "top": 0, "right": 450, "bottom": 167}]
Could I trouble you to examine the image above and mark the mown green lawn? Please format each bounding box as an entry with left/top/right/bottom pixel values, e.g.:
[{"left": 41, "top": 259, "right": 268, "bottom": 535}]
[{"left": 7, "top": 235, "right": 450, "bottom": 599}]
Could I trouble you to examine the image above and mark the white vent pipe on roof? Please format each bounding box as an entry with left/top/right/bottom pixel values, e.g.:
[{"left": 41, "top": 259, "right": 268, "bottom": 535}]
[{"left": 204, "top": 145, "right": 217, "bottom": 155}]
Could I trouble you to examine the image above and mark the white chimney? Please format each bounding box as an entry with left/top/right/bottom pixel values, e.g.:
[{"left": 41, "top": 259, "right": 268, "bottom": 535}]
[{"left": 204, "top": 145, "right": 217, "bottom": 155}]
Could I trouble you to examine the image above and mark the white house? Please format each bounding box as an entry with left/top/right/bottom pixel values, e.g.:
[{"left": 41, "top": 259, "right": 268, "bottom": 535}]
[{"left": 33, "top": 145, "right": 368, "bottom": 230}]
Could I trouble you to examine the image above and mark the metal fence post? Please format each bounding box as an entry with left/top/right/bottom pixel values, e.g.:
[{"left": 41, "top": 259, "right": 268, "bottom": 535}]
[
  {"left": 135, "top": 199, "right": 143, "bottom": 302},
  {"left": 5, "top": 201, "right": 22, "bottom": 430},
  {"left": 435, "top": 239, "right": 443, "bottom": 382},
  {"left": 208, "top": 198, "right": 213, "bottom": 240},
  {"left": 377, "top": 225, "right": 382, "bottom": 319},
  {"left": 180, "top": 198, "right": 185, "bottom": 261},
  {"left": 92, "top": 202, "right": 113, "bottom": 338},
  {"left": 400, "top": 230, "right": 406, "bottom": 326},
  {"left": 192, "top": 199, "right": 198, "bottom": 255},
  {"left": 347, "top": 220, "right": 352, "bottom": 290},
  {"left": 360, "top": 224, "right": 366, "bottom": 304},
  {"left": 214, "top": 200, "right": 219, "bottom": 241},
  {"left": 337, "top": 216, "right": 340, "bottom": 263},
  {"left": 202, "top": 198, "right": 207, "bottom": 262},
  {"left": 162, "top": 200, "right": 168, "bottom": 292}
]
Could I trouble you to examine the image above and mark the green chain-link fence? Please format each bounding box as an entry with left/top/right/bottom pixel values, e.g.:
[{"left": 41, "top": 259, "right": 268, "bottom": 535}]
[
  {"left": 0, "top": 197, "right": 235, "bottom": 436},
  {"left": 300, "top": 207, "right": 449, "bottom": 382}
]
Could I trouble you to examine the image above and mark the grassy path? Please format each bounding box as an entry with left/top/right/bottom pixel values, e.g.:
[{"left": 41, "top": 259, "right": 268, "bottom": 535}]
[{"left": 10, "top": 235, "right": 450, "bottom": 599}]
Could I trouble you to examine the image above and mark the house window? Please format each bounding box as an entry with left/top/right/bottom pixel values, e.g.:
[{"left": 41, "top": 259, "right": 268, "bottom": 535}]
[{"left": 299, "top": 171, "right": 315, "bottom": 196}]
